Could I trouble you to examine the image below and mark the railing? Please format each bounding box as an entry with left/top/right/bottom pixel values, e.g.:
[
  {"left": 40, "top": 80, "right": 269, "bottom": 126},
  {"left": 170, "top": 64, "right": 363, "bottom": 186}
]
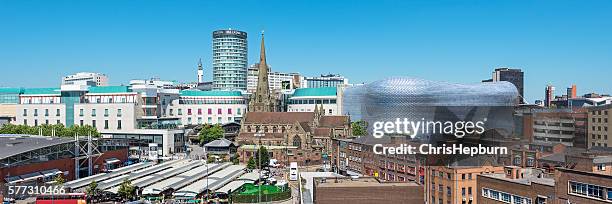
[{"left": 230, "top": 189, "right": 291, "bottom": 203}]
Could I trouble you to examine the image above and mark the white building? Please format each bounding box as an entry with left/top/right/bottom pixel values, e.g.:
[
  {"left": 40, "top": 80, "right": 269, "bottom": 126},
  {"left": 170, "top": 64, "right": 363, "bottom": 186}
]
[
  {"left": 62, "top": 72, "right": 109, "bottom": 86},
  {"left": 167, "top": 90, "right": 248, "bottom": 125},
  {"left": 301, "top": 74, "right": 348, "bottom": 88},
  {"left": 287, "top": 87, "right": 343, "bottom": 115},
  {"left": 246, "top": 63, "right": 300, "bottom": 94}
]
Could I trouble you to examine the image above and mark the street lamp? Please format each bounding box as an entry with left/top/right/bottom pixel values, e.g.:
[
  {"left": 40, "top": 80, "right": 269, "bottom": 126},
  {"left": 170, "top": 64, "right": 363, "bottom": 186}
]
[{"left": 254, "top": 130, "right": 265, "bottom": 203}]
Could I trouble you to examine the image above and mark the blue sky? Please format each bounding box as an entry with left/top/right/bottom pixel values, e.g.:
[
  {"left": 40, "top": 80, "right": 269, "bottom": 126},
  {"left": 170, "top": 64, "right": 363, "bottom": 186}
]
[{"left": 1, "top": 0, "right": 611, "bottom": 102}]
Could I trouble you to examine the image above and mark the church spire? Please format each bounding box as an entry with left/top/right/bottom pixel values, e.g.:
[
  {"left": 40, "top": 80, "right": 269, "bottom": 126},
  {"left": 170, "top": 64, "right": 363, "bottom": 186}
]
[
  {"left": 249, "top": 31, "right": 276, "bottom": 112},
  {"left": 259, "top": 31, "right": 267, "bottom": 69}
]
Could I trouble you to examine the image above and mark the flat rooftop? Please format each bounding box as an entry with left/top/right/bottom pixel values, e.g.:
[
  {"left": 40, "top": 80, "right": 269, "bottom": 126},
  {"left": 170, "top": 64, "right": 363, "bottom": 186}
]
[{"left": 316, "top": 177, "right": 419, "bottom": 188}]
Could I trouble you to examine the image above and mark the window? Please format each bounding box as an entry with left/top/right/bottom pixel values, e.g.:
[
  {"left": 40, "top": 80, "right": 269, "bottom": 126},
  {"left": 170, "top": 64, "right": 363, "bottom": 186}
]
[
  {"left": 468, "top": 187, "right": 472, "bottom": 195},
  {"left": 293, "top": 136, "right": 302, "bottom": 147},
  {"left": 92, "top": 120, "right": 96, "bottom": 128},
  {"left": 104, "top": 120, "right": 109, "bottom": 129},
  {"left": 34, "top": 109, "right": 38, "bottom": 116},
  {"left": 217, "top": 117, "right": 222, "bottom": 123},
  {"left": 23, "top": 119, "right": 27, "bottom": 125},
  {"left": 218, "top": 108, "right": 222, "bottom": 114},
  {"left": 501, "top": 192, "right": 510, "bottom": 202},
  {"left": 569, "top": 181, "right": 604, "bottom": 199},
  {"left": 56, "top": 120, "right": 60, "bottom": 124},
  {"left": 79, "top": 109, "right": 84, "bottom": 116},
  {"left": 34, "top": 119, "right": 38, "bottom": 126},
  {"left": 169, "top": 109, "right": 174, "bottom": 116},
  {"left": 228, "top": 108, "right": 232, "bottom": 114},
  {"left": 117, "top": 120, "right": 122, "bottom": 129},
  {"left": 117, "top": 109, "right": 122, "bottom": 117},
  {"left": 56, "top": 109, "right": 60, "bottom": 116},
  {"left": 198, "top": 109, "right": 202, "bottom": 115},
  {"left": 597, "top": 164, "right": 606, "bottom": 171},
  {"left": 44, "top": 109, "right": 49, "bottom": 116},
  {"left": 80, "top": 120, "right": 84, "bottom": 126},
  {"left": 237, "top": 108, "right": 241, "bottom": 115},
  {"left": 462, "top": 188, "right": 466, "bottom": 196},
  {"left": 468, "top": 173, "right": 473, "bottom": 180},
  {"left": 188, "top": 109, "right": 192, "bottom": 115},
  {"left": 187, "top": 117, "right": 192, "bottom": 125},
  {"left": 92, "top": 109, "right": 96, "bottom": 116},
  {"left": 178, "top": 109, "right": 182, "bottom": 115},
  {"left": 208, "top": 117, "right": 212, "bottom": 123},
  {"left": 208, "top": 108, "right": 212, "bottom": 114},
  {"left": 23, "top": 109, "right": 27, "bottom": 116},
  {"left": 104, "top": 109, "right": 109, "bottom": 117},
  {"left": 462, "top": 174, "right": 466, "bottom": 180}
]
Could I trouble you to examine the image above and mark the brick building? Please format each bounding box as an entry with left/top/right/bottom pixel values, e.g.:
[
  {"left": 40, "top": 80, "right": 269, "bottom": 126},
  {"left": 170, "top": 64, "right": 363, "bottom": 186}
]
[
  {"left": 478, "top": 166, "right": 555, "bottom": 204},
  {"left": 313, "top": 177, "right": 424, "bottom": 204}
]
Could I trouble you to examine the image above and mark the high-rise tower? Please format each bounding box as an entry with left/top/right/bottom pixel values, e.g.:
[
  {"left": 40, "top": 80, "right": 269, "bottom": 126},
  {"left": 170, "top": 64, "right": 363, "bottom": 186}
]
[
  {"left": 197, "top": 58, "right": 204, "bottom": 84},
  {"left": 212, "top": 29, "right": 248, "bottom": 90},
  {"left": 249, "top": 32, "right": 277, "bottom": 112},
  {"left": 545, "top": 84, "right": 555, "bottom": 107}
]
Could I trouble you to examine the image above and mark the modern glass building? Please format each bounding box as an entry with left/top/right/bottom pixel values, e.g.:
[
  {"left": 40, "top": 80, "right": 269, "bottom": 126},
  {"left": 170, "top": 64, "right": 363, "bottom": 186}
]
[
  {"left": 342, "top": 77, "right": 519, "bottom": 139},
  {"left": 212, "top": 29, "right": 248, "bottom": 91}
]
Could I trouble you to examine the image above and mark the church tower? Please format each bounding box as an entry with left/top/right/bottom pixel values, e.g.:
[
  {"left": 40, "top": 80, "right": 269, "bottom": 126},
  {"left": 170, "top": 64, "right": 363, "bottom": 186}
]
[{"left": 249, "top": 32, "right": 277, "bottom": 112}]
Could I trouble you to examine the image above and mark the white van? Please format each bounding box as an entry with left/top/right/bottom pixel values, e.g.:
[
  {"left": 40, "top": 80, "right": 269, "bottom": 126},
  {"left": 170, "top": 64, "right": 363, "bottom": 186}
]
[{"left": 289, "top": 162, "right": 298, "bottom": 181}]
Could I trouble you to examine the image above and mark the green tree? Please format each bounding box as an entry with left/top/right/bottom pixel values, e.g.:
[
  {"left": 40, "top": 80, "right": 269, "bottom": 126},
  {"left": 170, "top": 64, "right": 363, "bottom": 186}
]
[
  {"left": 53, "top": 174, "right": 65, "bottom": 185},
  {"left": 117, "top": 178, "right": 135, "bottom": 201},
  {"left": 255, "top": 146, "right": 270, "bottom": 169},
  {"left": 198, "top": 124, "right": 224, "bottom": 145},
  {"left": 231, "top": 154, "right": 240, "bottom": 165},
  {"left": 351, "top": 120, "right": 368, "bottom": 136},
  {"left": 86, "top": 181, "right": 99, "bottom": 199},
  {"left": 247, "top": 157, "right": 256, "bottom": 170}
]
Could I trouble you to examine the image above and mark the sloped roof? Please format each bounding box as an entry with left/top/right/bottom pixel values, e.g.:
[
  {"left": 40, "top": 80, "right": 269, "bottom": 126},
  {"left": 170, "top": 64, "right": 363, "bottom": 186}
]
[
  {"left": 243, "top": 112, "right": 315, "bottom": 124},
  {"left": 319, "top": 116, "right": 349, "bottom": 128},
  {"left": 314, "top": 128, "right": 331, "bottom": 136},
  {"left": 204, "top": 138, "right": 235, "bottom": 147}
]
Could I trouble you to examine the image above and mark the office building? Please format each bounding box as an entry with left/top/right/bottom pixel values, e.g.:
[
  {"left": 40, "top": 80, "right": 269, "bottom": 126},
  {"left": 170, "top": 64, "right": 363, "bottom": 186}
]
[
  {"left": 212, "top": 29, "right": 248, "bottom": 91},
  {"left": 488, "top": 68, "right": 524, "bottom": 104},
  {"left": 287, "top": 87, "right": 342, "bottom": 115},
  {"left": 0, "top": 87, "right": 23, "bottom": 124},
  {"left": 555, "top": 168, "right": 612, "bottom": 203},
  {"left": 331, "top": 137, "right": 424, "bottom": 183},
  {"left": 62, "top": 72, "right": 108, "bottom": 86},
  {"left": 567, "top": 84, "right": 577, "bottom": 99},
  {"left": 166, "top": 90, "right": 248, "bottom": 125},
  {"left": 302, "top": 74, "right": 348, "bottom": 88},
  {"left": 246, "top": 63, "right": 300, "bottom": 94},
  {"left": 545, "top": 85, "right": 555, "bottom": 107},
  {"left": 531, "top": 109, "right": 588, "bottom": 147},
  {"left": 588, "top": 104, "right": 611, "bottom": 148},
  {"left": 478, "top": 166, "right": 554, "bottom": 204},
  {"left": 425, "top": 165, "right": 504, "bottom": 204}
]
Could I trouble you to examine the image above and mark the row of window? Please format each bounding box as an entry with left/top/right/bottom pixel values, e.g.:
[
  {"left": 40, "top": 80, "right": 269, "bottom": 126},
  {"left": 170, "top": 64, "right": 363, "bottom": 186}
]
[
  {"left": 592, "top": 110, "right": 609, "bottom": 116},
  {"left": 481, "top": 188, "right": 533, "bottom": 204},
  {"left": 288, "top": 99, "right": 337, "bottom": 104},
  {"left": 430, "top": 170, "right": 475, "bottom": 180},
  {"left": 23, "top": 119, "right": 61, "bottom": 126},
  {"left": 78, "top": 108, "right": 122, "bottom": 117},
  {"left": 569, "top": 181, "right": 612, "bottom": 201},
  {"left": 22, "top": 109, "right": 61, "bottom": 117},
  {"left": 169, "top": 108, "right": 243, "bottom": 116},
  {"left": 78, "top": 119, "right": 122, "bottom": 130},
  {"left": 591, "top": 126, "right": 609, "bottom": 131},
  {"left": 591, "top": 117, "right": 609, "bottom": 123},
  {"left": 186, "top": 117, "right": 232, "bottom": 125}
]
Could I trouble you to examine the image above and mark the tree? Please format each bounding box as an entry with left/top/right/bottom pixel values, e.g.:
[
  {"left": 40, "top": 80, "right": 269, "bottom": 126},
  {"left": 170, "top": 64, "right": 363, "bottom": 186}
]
[
  {"left": 231, "top": 154, "right": 240, "bottom": 165},
  {"left": 53, "top": 174, "right": 65, "bottom": 185},
  {"left": 117, "top": 178, "right": 135, "bottom": 201},
  {"left": 86, "top": 181, "right": 99, "bottom": 199},
  {"left": 198, "top": 124, "right": 224, "bottom": 145},
  {"left": 0, "top": 124, "right": 100, "bottom": 137},
  {"left": 247, "top": 157, "right": 256, "bottom": 170},
  {"left": 351, "top": 120, "right": 368, "bottom": 136},
  {"left": 255, "top": 146, "right": 270, "bottom": 169}
]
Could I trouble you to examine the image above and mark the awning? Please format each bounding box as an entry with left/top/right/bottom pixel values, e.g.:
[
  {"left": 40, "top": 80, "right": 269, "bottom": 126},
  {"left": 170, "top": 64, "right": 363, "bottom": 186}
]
[
  {"left": 105, "top": 158, "right": 121, "bottom": 164},
  {"left": 40, "top": 169, "right": 63, "bottom": 178},
  {"left": 5, "top": 175, "right": 23, "bottom": 184},
  {"left": 19, "top": 172, "right": 44, "bottom": 182}
]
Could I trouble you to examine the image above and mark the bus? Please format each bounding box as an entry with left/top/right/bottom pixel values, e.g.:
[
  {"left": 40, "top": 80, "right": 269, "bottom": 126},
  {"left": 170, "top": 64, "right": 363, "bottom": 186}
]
[
  {"left": 289, "top": 162, "right": 298, "bottom": 181},
  {"left": 36, "top": 193, "right": 87, "bottom": 204}
]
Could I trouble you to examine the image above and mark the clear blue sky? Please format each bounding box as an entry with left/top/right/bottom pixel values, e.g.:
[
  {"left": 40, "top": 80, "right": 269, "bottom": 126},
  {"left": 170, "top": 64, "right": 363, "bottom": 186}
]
[{"left": 1, "top": 0, "right": 611, "bottom": 102}]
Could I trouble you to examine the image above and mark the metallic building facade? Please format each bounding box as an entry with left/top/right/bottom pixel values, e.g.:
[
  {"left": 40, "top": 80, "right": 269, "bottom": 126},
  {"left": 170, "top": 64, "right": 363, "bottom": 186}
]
[
  {"left": 342, "top": 77, "right": 519, "bottom": 151},
  {"left": 212, "top": 29, "right": 248, "bottom": 90}
]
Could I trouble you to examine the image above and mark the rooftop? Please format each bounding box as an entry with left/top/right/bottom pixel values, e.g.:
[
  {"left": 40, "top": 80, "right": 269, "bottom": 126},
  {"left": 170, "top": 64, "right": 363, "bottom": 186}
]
[
  {"left": 316, "top": 177, "right": 419, "bottom": 188},
  {"left": 88, "top": 86, "right": 132, "bottom": 93},
  {"left": 180, "top": 90, "right": 242, "bottom": 97},
  {"left": 22, "top": 88, "right": 60, "bottom": 95},
  {"left": 0, "top": 87, "right": 24, "bottom": 94},
  {"left": 479, "top": 168, "right": 555, "bottom": 186},
  {"left": 292, "top": 87, "right": 337, "bottom": 97},
  {"left": 0, "top": 134, "right": 75, "bottom": 159}
]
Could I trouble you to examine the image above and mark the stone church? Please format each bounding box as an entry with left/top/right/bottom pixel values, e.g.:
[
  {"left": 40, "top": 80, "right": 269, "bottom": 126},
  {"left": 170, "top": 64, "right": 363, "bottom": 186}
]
[{"left": 237, "top": 33, "right": 351, "bottom": 166}]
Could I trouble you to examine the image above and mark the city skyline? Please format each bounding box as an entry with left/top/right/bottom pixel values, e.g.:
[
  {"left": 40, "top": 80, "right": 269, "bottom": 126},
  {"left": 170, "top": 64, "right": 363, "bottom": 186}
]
[{"left": 1, "top": 0, "right": 612, "bottom": 102}]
